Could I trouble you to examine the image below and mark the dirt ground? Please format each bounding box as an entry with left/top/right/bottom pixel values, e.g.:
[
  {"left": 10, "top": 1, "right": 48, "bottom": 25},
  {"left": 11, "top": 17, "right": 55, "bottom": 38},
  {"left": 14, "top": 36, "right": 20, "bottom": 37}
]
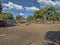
[{"left": 0, "top": 23, "right": 60, "bottom": 45}]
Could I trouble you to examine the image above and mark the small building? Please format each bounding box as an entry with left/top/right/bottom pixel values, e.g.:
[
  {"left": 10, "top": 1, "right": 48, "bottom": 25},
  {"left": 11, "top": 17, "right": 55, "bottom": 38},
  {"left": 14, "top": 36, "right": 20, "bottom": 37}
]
[
  {"left": 0, "top": 19, "right": 16, "bottom": 27},
  {"left": 17, "top": 19, "right": 27, "bottom": 23},
  {"left": 5, "top": 19, "right": 16, "bottom": 26},
  {"left": 20, "top": 19, "right": 27, "bottom": 23}
]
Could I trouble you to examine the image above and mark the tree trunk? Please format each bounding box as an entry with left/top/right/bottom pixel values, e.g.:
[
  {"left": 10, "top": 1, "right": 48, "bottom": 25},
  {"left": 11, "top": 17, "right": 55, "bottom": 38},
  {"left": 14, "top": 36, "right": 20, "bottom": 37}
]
[{"left": 43, "top": 16, "right": 47, "bottom": 24}]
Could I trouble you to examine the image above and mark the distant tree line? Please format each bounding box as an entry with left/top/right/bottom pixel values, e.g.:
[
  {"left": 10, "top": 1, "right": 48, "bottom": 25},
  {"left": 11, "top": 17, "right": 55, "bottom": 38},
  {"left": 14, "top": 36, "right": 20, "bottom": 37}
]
[
  {"left": 27, "top": 6, "right": 60, "bottom": 23},
  {"left": 16, "top": 6, "right": 60, "bottom": 24}
]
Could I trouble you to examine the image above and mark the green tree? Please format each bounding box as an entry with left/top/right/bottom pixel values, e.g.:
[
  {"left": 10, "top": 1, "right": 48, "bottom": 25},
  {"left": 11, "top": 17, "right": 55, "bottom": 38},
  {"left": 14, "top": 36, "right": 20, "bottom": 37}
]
[
  {"left": 27, "top": 15, "right": 33, "bottom": 21},
  {"left": 34, "top": 10, "right": 43, "bottom": 19},
  {"left": 33, "top": 6, "right": 57, "bottom": 23},
  {"left": 50, "top": 14, "right": 57, "bottom": 24},
  {"left": 34, "top": 8, "right": 47, "bottom": 19},
  {"left": 47, "top": 6, "right": 56, "bottom": 21},
  {"left": 0, "top": 12, "right": 14, "bottom": 19},
  {"left": 34, "top": 7, "right": 47, "bottom": 23},
  {"left": 47, "top": 6, "right": 58, "bottom": 24},
  {"left": 16, "top": 15, "right": 24, "bottom": 20},
  {"left": 0, "top": 1, "right": 2, "bottom": 13},
  {"left": 55, "top": 12, "right": 60, "bottom": 21}
]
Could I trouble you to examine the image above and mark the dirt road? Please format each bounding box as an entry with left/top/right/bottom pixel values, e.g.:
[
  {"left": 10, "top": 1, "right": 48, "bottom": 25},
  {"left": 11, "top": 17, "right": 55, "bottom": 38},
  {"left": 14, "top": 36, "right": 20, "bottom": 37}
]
[{"left": 0, "top": 24, "right": 60, "bottom": 45}]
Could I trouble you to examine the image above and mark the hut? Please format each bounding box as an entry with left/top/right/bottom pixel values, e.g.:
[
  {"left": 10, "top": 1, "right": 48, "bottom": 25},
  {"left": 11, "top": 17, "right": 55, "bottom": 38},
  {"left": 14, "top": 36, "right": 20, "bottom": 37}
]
[
  {"left": 20, "top": 19, "right": 27, "bottom": 23},
  {"left": 0, "top": 19, "right": 16, "bottom": 27},
  {"left": 5, "top": 19, "right": 16, "bottom": 26},
  {"left": 17, "top": 19, "right": 27, "bottom": 23}
]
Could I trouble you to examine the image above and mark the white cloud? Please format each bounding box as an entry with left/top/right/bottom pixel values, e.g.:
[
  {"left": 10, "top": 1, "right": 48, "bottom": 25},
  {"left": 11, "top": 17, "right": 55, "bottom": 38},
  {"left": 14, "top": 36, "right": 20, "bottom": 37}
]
[
  {"left": 19, "top": 13, "right": 27, "bottom": 18},
  {"left": 25, "top": 6, "right": 39, "bottom": 11},
  {"left": 37, "top": 0, "right": 60, "bottom": 8},
  {"left": 3, "top": 7, "right": 8, "bottom": 10},
  {"left": 19, "top": 13, "right": 25, "bottom": 15},
  {"left": 3, "top": 2, "right": 24, "bottom": 10}
]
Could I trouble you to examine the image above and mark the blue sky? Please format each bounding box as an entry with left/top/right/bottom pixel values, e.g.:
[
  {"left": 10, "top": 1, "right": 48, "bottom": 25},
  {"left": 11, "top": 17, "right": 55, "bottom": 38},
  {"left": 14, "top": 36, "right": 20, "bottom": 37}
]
[{"left": 1, "top": 0, "right": 60, "bottom": 18}]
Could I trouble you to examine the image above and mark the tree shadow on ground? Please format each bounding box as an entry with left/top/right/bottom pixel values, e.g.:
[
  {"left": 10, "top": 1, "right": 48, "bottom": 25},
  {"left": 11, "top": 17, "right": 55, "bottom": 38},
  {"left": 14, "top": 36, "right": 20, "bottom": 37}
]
[{"left": 45, "top": 31, "right": 60, "bottom": 45}]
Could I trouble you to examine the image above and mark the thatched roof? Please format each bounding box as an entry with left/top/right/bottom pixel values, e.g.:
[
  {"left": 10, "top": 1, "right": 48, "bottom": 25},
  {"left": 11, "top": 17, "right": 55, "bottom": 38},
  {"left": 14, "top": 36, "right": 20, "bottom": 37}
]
[{"left": 20, "top": 20, "right": 27, "bottom": 23}]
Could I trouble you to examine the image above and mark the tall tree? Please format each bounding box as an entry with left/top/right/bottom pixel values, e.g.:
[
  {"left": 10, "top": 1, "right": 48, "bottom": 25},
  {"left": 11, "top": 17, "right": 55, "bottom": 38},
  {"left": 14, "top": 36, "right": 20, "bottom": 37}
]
[
  {"left": 0, "top": 1, "right": 2, "bottom": 13},
  {"left": 33, "top": 6, "right": 57, "bottom": 23},
  {"left": 47, "top": 6, "right": 56, "bottom": 23},
  {"left": 34, "top": 7, "right": 47, "bottom": 23},
  {"left": 0, "top": 12, "right": 14, "bottom": 19}
]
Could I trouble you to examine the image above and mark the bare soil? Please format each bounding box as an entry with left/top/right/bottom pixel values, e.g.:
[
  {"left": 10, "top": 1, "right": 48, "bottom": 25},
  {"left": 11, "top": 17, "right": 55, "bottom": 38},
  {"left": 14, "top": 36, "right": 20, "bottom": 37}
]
[{"left": 0, "top": 23, "right": 60, "bottom": 45}]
